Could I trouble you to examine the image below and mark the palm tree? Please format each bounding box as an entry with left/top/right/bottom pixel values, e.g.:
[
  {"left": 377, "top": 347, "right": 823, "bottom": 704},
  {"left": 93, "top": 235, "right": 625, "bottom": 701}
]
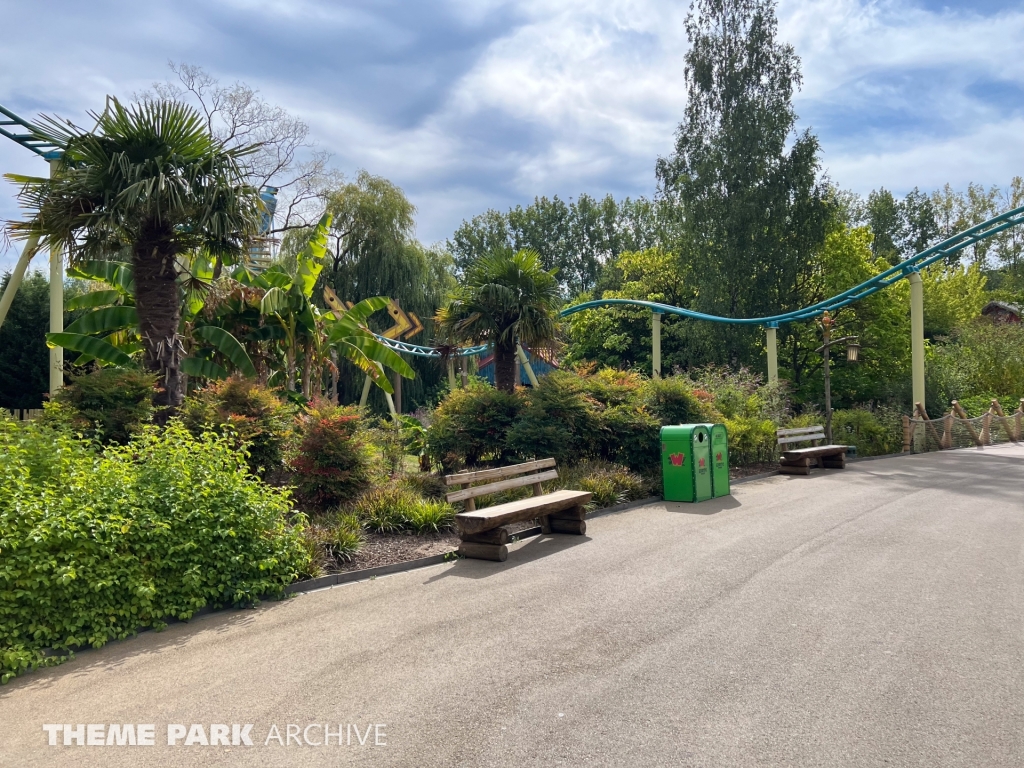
[
  {"left": 435, "top": 248, "right": 561, "bottom": 392},
  {"left": 5, "top": 99, "right": 263, "bottom": 418}
]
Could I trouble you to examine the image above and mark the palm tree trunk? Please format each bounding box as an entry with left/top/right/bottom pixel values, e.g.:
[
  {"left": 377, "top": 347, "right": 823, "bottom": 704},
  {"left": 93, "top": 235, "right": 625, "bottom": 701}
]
[
  {"left": 494, "top": 343, "right": 518, "bottom": 392},
  {"left": 133, "top": 241, "right": 183, "bottom": 421}
]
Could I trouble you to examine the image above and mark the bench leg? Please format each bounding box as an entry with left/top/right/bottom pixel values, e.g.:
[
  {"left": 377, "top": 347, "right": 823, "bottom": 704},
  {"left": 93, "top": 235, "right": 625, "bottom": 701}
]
[
  {"left": 460, "top": 528, "right": 509, "bottom": 546},
  {"left": 457, "top": 542, "right": 508, "bottom": 562},
  {"left": 538, "top": 515, "right": 552, "bottom": 534},
  {"left": 550, "top": 505, "right": 586, "bottom": 521},
  {"left": 821, "top": 455, "right": 846, "bottom": 469},
  {"left": 779, "top": 463, "right": 811, "bottom": 475},
  {"left": 549, "top": 519, "right": 587, "bottom": 535}
]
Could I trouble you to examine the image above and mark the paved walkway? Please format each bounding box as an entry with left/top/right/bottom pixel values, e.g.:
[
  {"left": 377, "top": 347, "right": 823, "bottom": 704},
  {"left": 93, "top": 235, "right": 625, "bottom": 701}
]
[{"left": 1, "top": 446, "right": 1022, "bottom": 767}]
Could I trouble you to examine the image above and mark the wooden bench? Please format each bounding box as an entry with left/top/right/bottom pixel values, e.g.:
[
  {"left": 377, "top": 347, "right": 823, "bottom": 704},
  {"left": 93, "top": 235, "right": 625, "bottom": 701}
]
[
  {"left": 445, "top": 458, "right": 592, "bottom": 562},
  {"left": 777, "top": 426, "right": 848, "bottom": 475}
]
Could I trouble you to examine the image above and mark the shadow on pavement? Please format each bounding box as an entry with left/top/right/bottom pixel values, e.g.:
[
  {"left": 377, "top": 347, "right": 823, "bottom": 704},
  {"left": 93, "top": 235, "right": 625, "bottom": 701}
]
[
  {"left": 423, "top": 534, "right": 592, "bottom": 582},
  {"left": 0, "top": 602, "right": 275, "bottom": 697}
]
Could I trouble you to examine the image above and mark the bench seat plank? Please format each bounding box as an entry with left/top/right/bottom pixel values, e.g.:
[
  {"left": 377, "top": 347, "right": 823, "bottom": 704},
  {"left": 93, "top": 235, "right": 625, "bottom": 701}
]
[
  {"left": 781, "top": 444, "right": 848, "bottom": 461},
  {"left": 455, "top": 489, "right": 592, "bottom": 535}
]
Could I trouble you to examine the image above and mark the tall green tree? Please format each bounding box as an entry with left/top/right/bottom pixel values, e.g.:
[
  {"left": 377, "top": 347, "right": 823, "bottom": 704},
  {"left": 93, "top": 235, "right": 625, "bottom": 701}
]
[
  {"left": 864, "top": 188, "right": 903, "bottom": 265},
  {"left": 448, "top": 194, "right": 664, "bottom": 298},
  {"left": 436, "top": 249, "right": 560, "bottom": 392},
  {"left": 655, "top": 0, "right": 828, "bottom": 365},
  {"left": 0, "top": 272, "right": 50, "bottom": 409},
  {"left": 5, "top": 99, "right": 263, "bottom": 417}
]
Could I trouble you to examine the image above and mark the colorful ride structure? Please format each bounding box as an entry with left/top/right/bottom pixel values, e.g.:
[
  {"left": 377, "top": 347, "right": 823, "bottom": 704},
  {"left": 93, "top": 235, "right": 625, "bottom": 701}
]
[{"left": 2, "top": 99, "right": 1023, "bottom": 409}]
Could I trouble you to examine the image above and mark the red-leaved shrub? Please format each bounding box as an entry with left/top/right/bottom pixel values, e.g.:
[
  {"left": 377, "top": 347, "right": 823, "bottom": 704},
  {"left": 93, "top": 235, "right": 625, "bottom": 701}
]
[{"left": 291, "top": 401, "right": 371, "bottom": 511}]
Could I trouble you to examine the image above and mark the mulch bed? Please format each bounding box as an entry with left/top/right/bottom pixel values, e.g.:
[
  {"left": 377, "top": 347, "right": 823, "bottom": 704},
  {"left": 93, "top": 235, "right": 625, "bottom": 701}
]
[{"left": 331, "top": 520, "right": 539, "bottom": 574}]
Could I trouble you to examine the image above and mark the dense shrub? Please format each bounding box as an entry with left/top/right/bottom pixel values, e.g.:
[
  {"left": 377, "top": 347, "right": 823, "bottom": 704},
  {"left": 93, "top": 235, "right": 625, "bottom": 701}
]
[
  {"left": 928, "top": 320, "right": 1024, "bottom": 412},
  {"left": 291, "top": 401, "right": 372, "bottom": 512},
  {"left": 723, "top": 416, "right": 778, "bottom": 466},
  {"left": 426, "top": 381, "right": 522, "bottom": 471},
  {"left": 47, "top": 367, "right": 156, "bottom": 443},
  {"left": 640, "top": 376, "right": 718, "bottom": 425},
  {"left": 555, "top": 460, "right": 650, "bottom": 508},
  {"left": 181, "top": 377, "right": 295, "bottom": 477},
  {"left": 954, "top": 394, "right": 1023, "bottom": 417},
  {"left": 350, "top": 485, "right": 456, "bottom": 534},
  {"left": 299, "top": 513, "right": 363, "bottom": 577},
  {"left": 831, "top": 409, "right": 903, "bottom": 456},
  {"left": 0, "top": 419, "right": 307, "bottom": 683},
  {"left": 599, "top": 404, "right": 660, "bottom": 471},
  {"left": 506, "top": 371, "right": 602, "bottom": 464}
]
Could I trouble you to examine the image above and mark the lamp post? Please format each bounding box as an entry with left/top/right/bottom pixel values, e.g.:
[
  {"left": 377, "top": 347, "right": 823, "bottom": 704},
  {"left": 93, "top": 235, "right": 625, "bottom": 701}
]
[{"left": 815, "top": 311, "right": 860, "bottom": 444}]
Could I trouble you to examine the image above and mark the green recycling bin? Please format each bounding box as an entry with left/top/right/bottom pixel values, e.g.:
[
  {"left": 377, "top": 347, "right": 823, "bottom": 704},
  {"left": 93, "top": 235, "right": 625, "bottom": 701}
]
[
  {"left": 661, "top": 424, "right": 712, "bottom": 502},
  {"left": 706, "top": 423, "right": 730, "bottom": 498}
]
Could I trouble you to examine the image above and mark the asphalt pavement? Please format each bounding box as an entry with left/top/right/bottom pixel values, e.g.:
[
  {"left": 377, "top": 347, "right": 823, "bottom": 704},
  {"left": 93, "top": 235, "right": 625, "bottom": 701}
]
[{"left": 1, "top": 445, "right": 1022, "bottom": 767}]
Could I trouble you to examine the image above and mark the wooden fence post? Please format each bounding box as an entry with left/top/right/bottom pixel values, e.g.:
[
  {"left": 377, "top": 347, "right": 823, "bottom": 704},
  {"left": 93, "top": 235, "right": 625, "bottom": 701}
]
[
  {"left": 902, "top": 414, "right": 911, "bottom": 453},
  {"left": 951, "top": 401, "right": 983, "bottom": 447}
]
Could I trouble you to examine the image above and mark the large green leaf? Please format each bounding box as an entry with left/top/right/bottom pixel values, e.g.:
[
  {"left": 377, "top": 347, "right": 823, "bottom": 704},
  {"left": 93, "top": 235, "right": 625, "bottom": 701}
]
[
  {"left": 181, "top": 356, "right": 228, "bottom": 380},
  {"left": 334, "top": 295, "right": 390, "bottom": 327},
  {"left": 260, "top": 268, "right": 293, "bottom": 290},
  {"left": 244, "top": 325, "right": 287, "bottom": 342},
  {"left": 65, "top": 306, "right": 138, "bottom": 335},
  {"left": 295, "top": 214, "right": 332, "bottom": 298},
  {"left": 67, "top": 261, "right": 134, "bottom": 295},
  {"left": 334, "top": 332, "right": 415, "bottom": 379},
  {"left": 46, "top": 333, "right": 134, "bottom": 367},
  {"left": 66, "top": 290, "right": 123, "bottom": 310},
  {"left": 193, "top": 326, "right": 257, "bottom": 378},
  {"left": 260, "top": 286, "right": 290, "bottom": 315}
]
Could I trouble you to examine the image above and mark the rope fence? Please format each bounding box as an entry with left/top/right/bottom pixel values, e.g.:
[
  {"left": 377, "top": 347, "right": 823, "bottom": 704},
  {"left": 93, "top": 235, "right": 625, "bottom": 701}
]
[{"left": 903, "top": 399, "right": 1023, "bottom": 453}]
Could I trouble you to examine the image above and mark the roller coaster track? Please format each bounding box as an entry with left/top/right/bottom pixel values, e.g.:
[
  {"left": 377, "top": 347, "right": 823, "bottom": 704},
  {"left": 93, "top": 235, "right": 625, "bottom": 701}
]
[
  {"left": 378, "top": 204, "right": 1024, "bottom": 358},
  {"left": 3, "top": 99, "right": 1020, "bottom": 360}
]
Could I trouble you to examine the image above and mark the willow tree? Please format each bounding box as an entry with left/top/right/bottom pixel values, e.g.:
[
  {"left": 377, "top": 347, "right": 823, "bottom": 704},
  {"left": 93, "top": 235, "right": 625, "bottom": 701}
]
[
  {"left": 435, "top": 249, "right": 560, "bottom": 392},
  {"left": 281, "top": 171, "right": 456, "bottom": 409},
  {"left": 5, "top": 99, "right": 262, "bottom": 416}
]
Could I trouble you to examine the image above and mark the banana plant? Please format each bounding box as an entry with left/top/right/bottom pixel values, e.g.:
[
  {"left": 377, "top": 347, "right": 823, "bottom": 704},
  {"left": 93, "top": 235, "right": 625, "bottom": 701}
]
[
  {"left": 191, "top": 213, "right": 414, "bottom": 394},
  {"left": 48, "top": 212, "right": 414, "bottom": 398}
]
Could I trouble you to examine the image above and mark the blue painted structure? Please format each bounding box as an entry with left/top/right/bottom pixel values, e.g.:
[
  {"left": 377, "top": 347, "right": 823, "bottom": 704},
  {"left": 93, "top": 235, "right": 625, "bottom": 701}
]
[{"left": 476, "top": 348, "right": 557, "bottom": 386}]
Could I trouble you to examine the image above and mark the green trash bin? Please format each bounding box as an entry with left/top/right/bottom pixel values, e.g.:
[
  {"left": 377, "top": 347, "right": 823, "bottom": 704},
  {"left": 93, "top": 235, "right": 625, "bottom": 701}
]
[
  {"left": 661, "top": 424, "right": 713, "bottom": 502},
  {"left": 706, "top": 423, "right": 730, "bottom": 498}
]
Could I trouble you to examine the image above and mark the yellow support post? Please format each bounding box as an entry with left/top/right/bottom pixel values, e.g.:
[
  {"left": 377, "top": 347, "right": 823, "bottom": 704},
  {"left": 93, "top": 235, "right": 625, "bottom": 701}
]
[
  {"left": 908, "top": 270, "right": 925, "bottom": 409},
  {"left": 652, "top": 312, "right": 662, "bottom": 379},
  {"left": 516, "top": 343, "right": 540, "bottom": 387},
  {"left": 766, "top": 324, "right": 778, "bottom": 386},
  {"left": 0, "top": 233, "right": 40, "bottom": 330},
  {"left": 48, "top": 160, "right": 63, "bottom": 396}
]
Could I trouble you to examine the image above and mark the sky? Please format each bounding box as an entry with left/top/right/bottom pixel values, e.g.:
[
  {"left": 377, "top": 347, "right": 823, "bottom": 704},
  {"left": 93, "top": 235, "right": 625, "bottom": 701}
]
[{"left": 2, "top": 0, "right": 1023, "bottom": 272}]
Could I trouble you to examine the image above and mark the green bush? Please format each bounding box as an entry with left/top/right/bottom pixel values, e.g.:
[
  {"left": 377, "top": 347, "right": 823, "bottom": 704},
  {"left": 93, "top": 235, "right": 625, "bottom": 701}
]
[
  {"left": 291, "top": 401, "right": 372, "bottom": 512},
  {"left": 555, "top": 460, "right": 649, "bottom": 508},
  {"left": 599, "top": 404, "right": 661, "bottom": 471},
  {"left": 955, "top": 394, "right": 1022, "bottom": 417},
  {"left": 350, "top": 485, "right": 455, "bottom": 534},
  {"left": 640, "top": 376, "right": 718, "bottom": 425},
  {"left": 426, "top": 381, "right": 522, "bottom": 471},
  {"left": 181, "top": 376, "right": 295, "bottom": 477},
  {"left": 830, "top": 409, "right": 902, "bottom": 456},
  {"left": 723, "top": 416, "right": 778, "bottom": 466},
  {"left": 299, "top": 513, "right": 363, "bottom": 577},
  {"left": 47, "top": 367, "right": 155, "bottom": 443},
  {"left": 506, "top": 371, "right": 601, "bottom": 464},
  {"left": 0, "top": 419, "right": 308, "bottom": 683}
]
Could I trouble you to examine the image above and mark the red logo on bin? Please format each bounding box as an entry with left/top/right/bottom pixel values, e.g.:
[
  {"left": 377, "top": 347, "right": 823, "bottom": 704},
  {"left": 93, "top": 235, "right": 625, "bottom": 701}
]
[
  {"left": 716, "top": 452, "right": 723, "bottom": 463},
  {"left": 698, "top": 457, "right": 706, "bottom": 469},
  {"left": 670, "top": 453, "right": 685, "bottom": 467}
]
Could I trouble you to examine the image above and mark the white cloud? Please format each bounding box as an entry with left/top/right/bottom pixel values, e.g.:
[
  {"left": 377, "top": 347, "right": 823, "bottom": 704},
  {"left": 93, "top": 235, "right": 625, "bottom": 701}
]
[{"left": 3, "top": 0, "right": 1024, "bottom": 270}]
